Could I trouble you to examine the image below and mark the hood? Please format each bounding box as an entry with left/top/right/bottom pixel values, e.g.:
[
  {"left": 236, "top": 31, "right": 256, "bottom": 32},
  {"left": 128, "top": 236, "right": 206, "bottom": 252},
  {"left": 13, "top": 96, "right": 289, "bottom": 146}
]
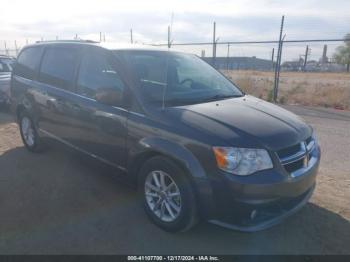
[{"left": 168, "top": 95, "right": 311, "bottom": 151}]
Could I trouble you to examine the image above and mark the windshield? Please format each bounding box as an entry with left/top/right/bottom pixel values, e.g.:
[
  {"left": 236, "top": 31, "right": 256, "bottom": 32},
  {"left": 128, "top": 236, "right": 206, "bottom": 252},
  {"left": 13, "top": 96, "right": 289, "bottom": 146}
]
[{"left": 117, "top": 50, "right": 243, "bottom": 106}]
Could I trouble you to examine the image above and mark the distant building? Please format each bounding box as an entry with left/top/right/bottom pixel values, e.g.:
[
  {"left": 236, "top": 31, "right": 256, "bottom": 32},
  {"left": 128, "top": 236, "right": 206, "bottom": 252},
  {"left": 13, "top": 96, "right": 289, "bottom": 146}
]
[
  {"left": 281, "top": 61, "right": 303, "bottom": 71},
  {"left": 282, "top": 60, "right": 347, "bottom": 72},
  {"left": 202, "top": 56, "right": 274, "bottom": 71}
]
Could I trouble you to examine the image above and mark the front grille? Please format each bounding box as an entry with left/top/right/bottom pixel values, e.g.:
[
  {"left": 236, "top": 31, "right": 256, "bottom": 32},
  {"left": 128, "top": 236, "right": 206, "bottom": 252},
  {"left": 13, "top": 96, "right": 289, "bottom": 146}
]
[
  {"left": 277, "top": 143, "right": 301, "bottom": 159},
  {"left": 277, "top": 136, "right": 315, "bottom": 175},
  {"left": 284, "top": 158, "right": 304, "bottom": 173}
]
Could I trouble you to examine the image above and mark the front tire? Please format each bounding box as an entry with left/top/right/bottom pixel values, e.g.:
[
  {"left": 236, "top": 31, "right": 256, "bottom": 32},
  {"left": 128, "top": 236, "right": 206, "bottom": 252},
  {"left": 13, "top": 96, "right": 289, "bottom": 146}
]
[
  {"left": 19, "top": 111, "right": 45, "bottom": 153},
  {"left": 139, "top": 156, "right": 198, "bottom": 232}
]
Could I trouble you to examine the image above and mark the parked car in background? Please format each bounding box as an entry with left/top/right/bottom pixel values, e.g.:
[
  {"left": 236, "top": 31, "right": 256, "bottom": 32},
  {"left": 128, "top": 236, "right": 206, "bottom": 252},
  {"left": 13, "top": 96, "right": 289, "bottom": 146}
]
[
  {"left": 0, "top": 55, "right": 15, "bottom": 107},
  {"left": 10, "top": 41, "right": 320, "bottom": 232}
]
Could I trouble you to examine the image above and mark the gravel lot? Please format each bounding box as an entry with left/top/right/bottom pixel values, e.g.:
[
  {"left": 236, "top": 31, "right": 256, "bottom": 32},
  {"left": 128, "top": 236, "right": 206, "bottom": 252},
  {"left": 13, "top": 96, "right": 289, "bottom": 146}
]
[{"left": 0, "top": 105, "right": 349, "bottom": 254}]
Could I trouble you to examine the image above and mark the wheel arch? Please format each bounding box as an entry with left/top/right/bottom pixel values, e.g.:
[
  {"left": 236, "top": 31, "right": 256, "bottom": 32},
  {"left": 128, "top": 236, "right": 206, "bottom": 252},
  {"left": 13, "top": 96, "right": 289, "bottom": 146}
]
[{"left": 128, "top": 137, "right": 216, "bottom": 219}]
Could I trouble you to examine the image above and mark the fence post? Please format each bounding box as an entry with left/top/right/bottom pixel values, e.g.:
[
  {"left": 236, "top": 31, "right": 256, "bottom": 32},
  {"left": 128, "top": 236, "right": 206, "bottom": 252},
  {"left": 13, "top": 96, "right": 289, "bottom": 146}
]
[
  {"left": 303, "top": 45, "right": 309, "bottom": 71},
  {"left": 212, "top": 21, "right": 216, "bottom": 67},
  {"left": 14, "top": 40, "right": 18, "bottom": 57},
  {"left": 274, "top": 15, "right": 285, "bottom": 102},
  {"left": 4, "top": 41, "right": 9, "bottom": 56},
  {"left": 226, "top": 43, "right": 230, "bottom": 71},
  {"left": 271, "top": 48, "right": 275, "bottom": 70},
  {"left": 167, "top": 25, "right": 171, "bottom": 48}
]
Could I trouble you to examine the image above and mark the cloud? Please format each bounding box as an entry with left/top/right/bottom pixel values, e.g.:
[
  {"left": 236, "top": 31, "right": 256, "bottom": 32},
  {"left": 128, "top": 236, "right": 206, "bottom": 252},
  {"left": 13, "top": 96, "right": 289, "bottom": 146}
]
[{"left": 0, "top": 0, "right": 349, "bottom": 60}]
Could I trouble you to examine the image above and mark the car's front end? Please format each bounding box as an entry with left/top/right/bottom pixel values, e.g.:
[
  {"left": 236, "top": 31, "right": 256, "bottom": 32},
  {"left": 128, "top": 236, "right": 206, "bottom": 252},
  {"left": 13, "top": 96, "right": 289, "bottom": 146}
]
[
  {"left": 208, "top": 134, "right": 320, "bottom": 231},
  {"left": 169, "top": 95, "right": 321, "bottom": 231}
]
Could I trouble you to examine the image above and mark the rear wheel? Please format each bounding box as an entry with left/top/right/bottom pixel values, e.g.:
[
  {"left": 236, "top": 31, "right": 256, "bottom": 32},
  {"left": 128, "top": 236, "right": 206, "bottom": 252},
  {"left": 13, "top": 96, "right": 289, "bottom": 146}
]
[
  {"left": 19, "top": 111, "right": 45, "bottom": 152},
  {"left": 139, "top": 156, "right": 198, "bottom": 232}
]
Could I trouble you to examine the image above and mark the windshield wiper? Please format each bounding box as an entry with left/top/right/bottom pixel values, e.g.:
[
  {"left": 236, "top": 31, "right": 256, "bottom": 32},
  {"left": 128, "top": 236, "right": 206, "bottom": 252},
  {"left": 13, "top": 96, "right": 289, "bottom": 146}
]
[{"left": 202, "top": 94, "right": 243, "bottom": 102}]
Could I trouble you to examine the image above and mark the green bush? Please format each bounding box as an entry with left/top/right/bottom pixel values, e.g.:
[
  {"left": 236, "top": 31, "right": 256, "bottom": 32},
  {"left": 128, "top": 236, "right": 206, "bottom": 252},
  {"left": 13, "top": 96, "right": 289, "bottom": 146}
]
[{"left": 267, "top": 88, "right": 274, "bottom": 102}]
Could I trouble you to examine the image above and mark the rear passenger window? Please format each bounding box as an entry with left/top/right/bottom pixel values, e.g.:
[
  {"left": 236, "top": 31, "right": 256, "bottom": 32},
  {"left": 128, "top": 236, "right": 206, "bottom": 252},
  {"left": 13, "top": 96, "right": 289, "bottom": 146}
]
[
  {"left": 77, "top": 50, "right": 125, "bottom": 99},
  {"left": 39, "top": 47, "right": 80, "bottom": 90},
  {"left": 15, "top": 47, "right": 43, "bottom": 79}
]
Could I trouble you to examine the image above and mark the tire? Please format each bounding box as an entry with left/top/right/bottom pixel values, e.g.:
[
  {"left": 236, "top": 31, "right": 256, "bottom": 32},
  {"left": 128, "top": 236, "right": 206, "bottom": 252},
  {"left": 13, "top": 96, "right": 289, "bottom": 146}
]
[
  {"left": 139, "top": 156, "right": 198, "bottom": 232},
  {"left": 19, "top": 111, "right": 45, "bottom": 153}
]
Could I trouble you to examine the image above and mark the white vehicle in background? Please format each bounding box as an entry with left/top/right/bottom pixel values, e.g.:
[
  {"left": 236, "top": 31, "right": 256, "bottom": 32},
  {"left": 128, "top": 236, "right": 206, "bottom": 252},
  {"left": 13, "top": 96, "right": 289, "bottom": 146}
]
[{"left": 0, "top": 55, "right": 15, "bottom": 108}]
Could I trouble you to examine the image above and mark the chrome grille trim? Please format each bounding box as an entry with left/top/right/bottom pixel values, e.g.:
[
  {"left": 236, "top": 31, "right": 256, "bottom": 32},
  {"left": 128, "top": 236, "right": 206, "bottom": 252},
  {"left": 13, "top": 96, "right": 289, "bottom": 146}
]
[
  {"left": 279, "top": 142, "right": 306, "bottom": 165},
  {"left": 277, "top": 136, "right": 317, "bottom": 175}
]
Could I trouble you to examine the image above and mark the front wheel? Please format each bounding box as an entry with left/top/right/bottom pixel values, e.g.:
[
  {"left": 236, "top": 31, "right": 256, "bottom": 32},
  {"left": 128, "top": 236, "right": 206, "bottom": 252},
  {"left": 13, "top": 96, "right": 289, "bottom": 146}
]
[{"left": 139, "top": 156, "right": 198, "bottom": 232}]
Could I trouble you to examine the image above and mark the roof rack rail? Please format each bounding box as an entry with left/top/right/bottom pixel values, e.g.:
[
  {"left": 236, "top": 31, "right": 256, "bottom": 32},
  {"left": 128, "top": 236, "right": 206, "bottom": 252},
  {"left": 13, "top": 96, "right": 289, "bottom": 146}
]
[{"left": 35, "top": 39, "right": 99, "bottom": 44}]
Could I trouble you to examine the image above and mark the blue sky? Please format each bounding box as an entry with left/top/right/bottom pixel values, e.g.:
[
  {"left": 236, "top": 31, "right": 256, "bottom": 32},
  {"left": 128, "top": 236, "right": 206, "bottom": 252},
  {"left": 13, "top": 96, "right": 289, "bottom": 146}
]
[{"left": 0, "top": 0, "right": 349, "bottom": 60}]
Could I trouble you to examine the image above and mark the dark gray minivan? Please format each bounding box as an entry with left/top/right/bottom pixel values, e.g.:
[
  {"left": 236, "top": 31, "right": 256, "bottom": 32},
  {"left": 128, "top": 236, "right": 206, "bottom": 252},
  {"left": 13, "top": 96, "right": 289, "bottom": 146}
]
[{"left": 11, "top": 41, "right": 320, "bottom": 232}]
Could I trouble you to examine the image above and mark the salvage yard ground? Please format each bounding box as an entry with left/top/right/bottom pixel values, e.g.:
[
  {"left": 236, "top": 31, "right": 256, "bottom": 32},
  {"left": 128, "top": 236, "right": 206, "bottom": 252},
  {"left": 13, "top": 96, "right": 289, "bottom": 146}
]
[{"left": 0, "top": 105, "right": 349, "bottom": 254}]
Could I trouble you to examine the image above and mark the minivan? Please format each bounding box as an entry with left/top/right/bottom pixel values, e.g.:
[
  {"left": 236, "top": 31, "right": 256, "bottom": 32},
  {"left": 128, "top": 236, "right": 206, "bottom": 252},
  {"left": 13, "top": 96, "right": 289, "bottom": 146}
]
[{"left": 11, "top": 41, "right": 320, "bottom": 232}]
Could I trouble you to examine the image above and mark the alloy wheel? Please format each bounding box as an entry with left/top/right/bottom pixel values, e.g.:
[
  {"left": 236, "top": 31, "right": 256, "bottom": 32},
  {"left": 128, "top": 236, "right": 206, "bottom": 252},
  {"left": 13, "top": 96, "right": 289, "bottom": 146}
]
[
  {"left": 21, "top": 116, "right": 35, "bottom": 147},
  {"left": 144, "top": 170, "right": 182, "bottom": 222}
]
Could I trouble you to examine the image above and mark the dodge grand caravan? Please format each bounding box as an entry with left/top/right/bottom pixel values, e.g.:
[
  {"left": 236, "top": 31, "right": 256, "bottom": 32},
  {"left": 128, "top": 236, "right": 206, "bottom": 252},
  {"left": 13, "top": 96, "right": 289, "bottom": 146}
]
[{"left": 11, "top": 41, "right": 320, "bottom": 232}]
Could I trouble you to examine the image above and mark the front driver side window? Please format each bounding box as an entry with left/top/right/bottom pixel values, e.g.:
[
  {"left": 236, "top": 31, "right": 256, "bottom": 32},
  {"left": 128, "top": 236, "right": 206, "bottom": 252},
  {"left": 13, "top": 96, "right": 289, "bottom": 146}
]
[{"left": 77, "top": 50, "right": 124, "bottom": 100}]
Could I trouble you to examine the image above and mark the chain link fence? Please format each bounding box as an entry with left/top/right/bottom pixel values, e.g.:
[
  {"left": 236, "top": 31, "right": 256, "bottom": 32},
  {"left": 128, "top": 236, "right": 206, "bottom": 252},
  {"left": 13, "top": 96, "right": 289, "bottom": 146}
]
[{"left": 1, "top": 22, "right": 349, "bottom": 109}]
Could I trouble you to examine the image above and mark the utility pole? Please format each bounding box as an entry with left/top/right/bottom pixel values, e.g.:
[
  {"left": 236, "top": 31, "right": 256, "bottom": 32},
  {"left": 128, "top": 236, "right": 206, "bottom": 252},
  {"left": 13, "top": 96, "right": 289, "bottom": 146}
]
[
  {"left": 167, "top": 25, "right": 171, "bottom": 48},
  {"left": 130, "top": 29, "right": 133, "bottom": 44},
  {"left": 271, "top": 48, "right": 275, "bottom": 71},
  {"left": 303, "top": 45, "right": 309, "bottom": 71},
  {"left": 212, "top": 21, "right": 216, "bottom": 67},
  {"left": 273, "top": 15, "right": 285, "bottom": 102},
  {"left": 99, "top": 32, "right": 102, "bottom": 42}
]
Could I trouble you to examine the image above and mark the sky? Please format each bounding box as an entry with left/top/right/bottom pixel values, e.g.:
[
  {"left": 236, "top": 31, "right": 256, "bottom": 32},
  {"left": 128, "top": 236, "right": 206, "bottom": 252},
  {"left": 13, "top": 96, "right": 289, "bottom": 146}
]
[{"left": 0, "top": 0, "right": 349, "bottom": 60}]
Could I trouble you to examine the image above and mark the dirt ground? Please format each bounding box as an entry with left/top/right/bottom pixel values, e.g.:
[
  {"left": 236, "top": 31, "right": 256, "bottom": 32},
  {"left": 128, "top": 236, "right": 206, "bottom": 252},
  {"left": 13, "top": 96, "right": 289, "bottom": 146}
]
[
  {"left": 224, "top": 70, "right": 350, "bottom": 110},
  {"left": 0, "top": 106, "right": 349, "bottom": 254}
]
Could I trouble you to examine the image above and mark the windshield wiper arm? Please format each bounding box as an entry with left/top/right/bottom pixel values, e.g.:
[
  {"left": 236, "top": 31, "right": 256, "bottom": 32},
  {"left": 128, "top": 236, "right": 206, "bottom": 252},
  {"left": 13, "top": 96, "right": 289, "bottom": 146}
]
[{"left": 204, "top": 94, "right": 243, "bottom": 102}]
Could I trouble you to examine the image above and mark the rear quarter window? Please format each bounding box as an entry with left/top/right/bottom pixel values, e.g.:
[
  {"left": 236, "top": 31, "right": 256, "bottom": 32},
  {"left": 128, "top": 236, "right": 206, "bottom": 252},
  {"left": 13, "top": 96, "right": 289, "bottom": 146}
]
[
  {"left": 39, "top": 47, "right": 80, "bottom": 90},
  {"left": 15, "top": 47, "right": 44, "bottom": 79}
]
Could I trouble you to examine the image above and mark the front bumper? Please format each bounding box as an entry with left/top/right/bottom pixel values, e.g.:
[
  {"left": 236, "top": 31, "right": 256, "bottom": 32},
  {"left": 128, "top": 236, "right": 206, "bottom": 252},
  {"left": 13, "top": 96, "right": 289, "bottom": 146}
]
[
  {"left": 209, "top": 183, "right": 315, "bottom": 232},
  {"left": 205, "top": 145, "right": 320, "bottom": 232}
]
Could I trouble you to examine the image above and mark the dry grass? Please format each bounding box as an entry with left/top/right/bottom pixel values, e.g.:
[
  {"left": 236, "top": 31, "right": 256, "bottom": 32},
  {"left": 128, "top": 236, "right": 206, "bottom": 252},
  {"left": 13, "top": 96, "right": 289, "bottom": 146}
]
[{"left": 223, "top": 70, "right": 350, "bottom": 110}]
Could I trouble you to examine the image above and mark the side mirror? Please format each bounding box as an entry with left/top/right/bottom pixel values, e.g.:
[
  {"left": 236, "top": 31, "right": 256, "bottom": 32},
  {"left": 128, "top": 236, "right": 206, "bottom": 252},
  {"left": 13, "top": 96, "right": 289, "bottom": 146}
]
[{"left": 95, "top": 87, "right": 123, "bottom": 106}]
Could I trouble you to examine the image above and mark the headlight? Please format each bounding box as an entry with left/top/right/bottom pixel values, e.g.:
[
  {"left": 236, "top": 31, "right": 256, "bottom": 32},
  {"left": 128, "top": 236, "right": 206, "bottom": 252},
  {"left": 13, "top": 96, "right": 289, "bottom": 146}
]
[{"left": 213, "top": 147, "right": 273, "bottom": 176}]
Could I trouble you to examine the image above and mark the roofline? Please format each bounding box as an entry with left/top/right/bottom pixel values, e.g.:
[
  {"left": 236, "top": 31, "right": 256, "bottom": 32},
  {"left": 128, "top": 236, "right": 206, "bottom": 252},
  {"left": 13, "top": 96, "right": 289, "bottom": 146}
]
[
  {"left": 34, "top": 39, "right": 99, "bottom": 44},
  {"left": 20, "top": 40, "right": 190, "bottom": 54}
]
